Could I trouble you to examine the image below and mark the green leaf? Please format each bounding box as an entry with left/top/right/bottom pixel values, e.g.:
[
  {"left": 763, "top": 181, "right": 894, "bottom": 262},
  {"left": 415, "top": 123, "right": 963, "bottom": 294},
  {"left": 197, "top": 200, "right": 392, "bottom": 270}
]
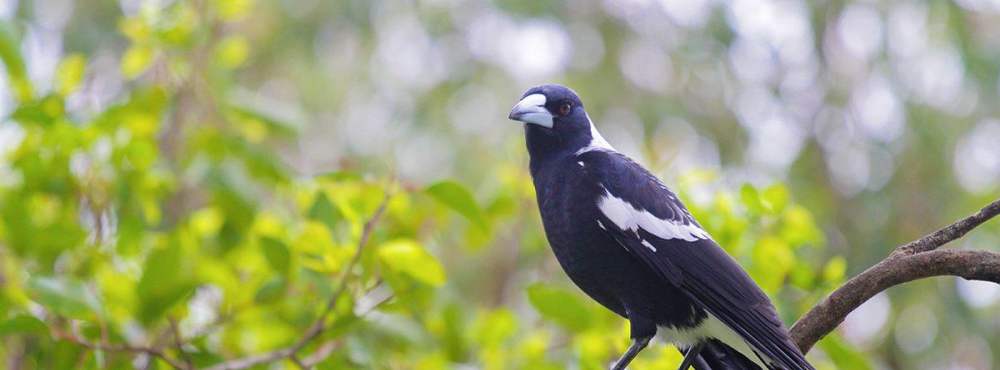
[
  {"left": 121, "top": 45, "right": 153, "bottom": 78},
  {"left": 377, "top": 239, "right": 446, "bottom": 286},
  {"left": 27, "top": 277, "right": 101, "bottom": 320},
  {"left": 751, "top": 237, "right": 795, "bottom": 293},
  {"left": 823, "top": 256, "right": 847, "bottom": 283},
  {"left": 254, "top": 276, "right": 287, "bottom": 304},
  {"left": 525, "top": 283, "right": 592, "bottom": 332},
  {"left": 226, "top": 100, "right": 300, "bottom": 139},
  {"left": 739, "top": 183, "right": 765, "bottom": 214},
  {"left": 762, "top": 184, "right": 789, "bottom": 213},
  {"left": 227, "top": 136, "right": 290, "bottom": 183},
  {"left": 136, "top": 244, "right": 196, "bottom": 324},
  {"left": 781, "top": 205, "right": 823, "bottom": 246},
  {"left": 216, "top": 35, "right": 249, "bottom": 68},
  {"left": 307, "top": 191, "right": 340, "bottom": 230},
  {"left": 0, "top": 314, "right": 47, "bottom": 336},
  {"left": 10, "top": 95, "right": 65, "bottom": 126},
  {"left": 0, "top": 21, "right": 33, "bottom": 101},
  {"left": 260, "top": 236, "right": 291, "bottom": 274},
  {"left": 317, "top": 171, "right": 361, "bottom": 183},
  {"left": 425, "top": 180, "right": 489, "bottom": 231},
  {"left": 55, "top": 54, "right": 86, "bottom": 96},
  {"left": 471, "top": 308, "right": 518, "bottom": 347},
  {"left": 789, "top": 263, "right": 816, "bottom": 290},
  {"left": 819, "top": 334, "right": 873, "bottom": 370}
]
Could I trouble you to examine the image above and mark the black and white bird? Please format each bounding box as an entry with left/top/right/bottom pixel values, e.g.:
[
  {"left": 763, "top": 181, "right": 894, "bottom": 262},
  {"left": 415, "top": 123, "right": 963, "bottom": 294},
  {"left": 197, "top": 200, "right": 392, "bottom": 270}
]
[{"left": 507, "top": 84, "right": 812, "bottom": 370}]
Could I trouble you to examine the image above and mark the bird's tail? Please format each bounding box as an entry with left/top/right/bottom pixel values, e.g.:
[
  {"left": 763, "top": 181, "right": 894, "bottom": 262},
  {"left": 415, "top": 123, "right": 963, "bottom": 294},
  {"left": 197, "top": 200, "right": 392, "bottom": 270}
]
[{"left": 687, "top": 339, "right": 762, "bottom": 370}]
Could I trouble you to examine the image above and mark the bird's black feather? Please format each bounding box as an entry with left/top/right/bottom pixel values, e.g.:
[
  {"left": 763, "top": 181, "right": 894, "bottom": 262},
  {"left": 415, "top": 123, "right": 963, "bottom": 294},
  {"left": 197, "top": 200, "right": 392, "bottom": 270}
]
[
  {"left": 695, "top": 340, "right": 762, "bottom": 370},
  {"left": 510, "top": 84, "right": 812, "bottom": 370},
  {"left": 585, "top": 149, "right": 811, "bottom": 370}
]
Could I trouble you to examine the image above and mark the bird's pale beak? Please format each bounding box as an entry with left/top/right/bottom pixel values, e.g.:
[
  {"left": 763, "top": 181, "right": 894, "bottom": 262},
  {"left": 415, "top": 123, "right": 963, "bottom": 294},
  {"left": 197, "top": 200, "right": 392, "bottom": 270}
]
[{"left": 508, "top": 93, "right": 553, "bottom": 128}]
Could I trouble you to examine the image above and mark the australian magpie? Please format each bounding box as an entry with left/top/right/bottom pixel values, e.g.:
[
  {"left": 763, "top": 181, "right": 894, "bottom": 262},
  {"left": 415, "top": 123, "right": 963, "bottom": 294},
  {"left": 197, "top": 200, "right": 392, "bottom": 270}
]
[{"left": 507, "top": 84, "right": 813, "bottom": 370}]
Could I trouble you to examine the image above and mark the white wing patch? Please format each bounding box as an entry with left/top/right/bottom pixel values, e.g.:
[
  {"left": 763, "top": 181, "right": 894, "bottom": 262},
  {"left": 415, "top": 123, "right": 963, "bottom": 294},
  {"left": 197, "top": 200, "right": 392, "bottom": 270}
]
[
  {"left": 597, "top": 188, "right": 710, "bottom": 243},
  {"left": 640, "top": 239, "right": 658, "bottom": 252}
]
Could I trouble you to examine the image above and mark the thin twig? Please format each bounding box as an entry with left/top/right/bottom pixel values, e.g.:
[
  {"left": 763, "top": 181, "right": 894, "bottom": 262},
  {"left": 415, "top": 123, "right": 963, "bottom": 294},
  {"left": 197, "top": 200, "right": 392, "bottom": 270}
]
[
  {"left": 180, "top": 301, "right": 253, "bottom": 346},
  {"left": 205, "top": 193, "right": 392, "bottom": 370},
  {"left": 790, "top": 199, "right": 1000, "bottom": 352},
  {"left": 168, "top": 317, "right": 193, "bottom": 370},
  {"left": 290, "top": 355, "right": 307, "bottom": 369},
  {"left": 298, "top": 340, "right": 342, "bottom": 368},
  {"left": 296, "top": 290, "right": 395, "bottom": 368},
  {"left": 894, "top": 199, "right": 1000, "bottom": 255},
  {"left": 51, "top": 326, "right": 187, "bottom": 369},
  {"left": 296, "top": 281, "right": 396, "bottom": 369}
]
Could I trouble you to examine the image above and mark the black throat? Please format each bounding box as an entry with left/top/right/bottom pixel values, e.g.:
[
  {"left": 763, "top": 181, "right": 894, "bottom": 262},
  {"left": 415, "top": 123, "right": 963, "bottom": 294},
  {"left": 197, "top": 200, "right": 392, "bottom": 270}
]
[
  {"left": 525, "top": 125, "right": 563, "bottom": 160},
  {"left": 525, "top": 123, "right": 592, "bottom": 176}
]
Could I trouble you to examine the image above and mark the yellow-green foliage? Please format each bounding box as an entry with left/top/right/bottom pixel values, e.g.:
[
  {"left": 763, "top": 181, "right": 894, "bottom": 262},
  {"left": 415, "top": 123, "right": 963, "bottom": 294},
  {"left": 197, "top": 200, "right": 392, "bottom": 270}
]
[{"left": 0, "top": 1, "right": 870, "bottom": 369}]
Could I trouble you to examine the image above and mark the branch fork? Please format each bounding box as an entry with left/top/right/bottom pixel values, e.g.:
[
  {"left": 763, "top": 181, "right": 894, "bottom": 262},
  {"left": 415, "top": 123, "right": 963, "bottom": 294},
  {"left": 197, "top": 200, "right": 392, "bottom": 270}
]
[{"left": 790, "top": 199, "right": 1000, "bottom": 352}]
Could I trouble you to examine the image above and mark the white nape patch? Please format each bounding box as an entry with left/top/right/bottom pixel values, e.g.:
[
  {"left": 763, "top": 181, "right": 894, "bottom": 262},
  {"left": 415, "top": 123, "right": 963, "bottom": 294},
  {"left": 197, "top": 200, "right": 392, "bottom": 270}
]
[
  {"left": 577, "top": 161, "right": 585, "bottom": 167},
  {"left": 640, "top": 239, "right": 657, "bottom": 252},
  {"left": 597, "top": 188, "right": 710, "bottom": 242},
  {"left": 658, "top": 314, "right": 768, "bottom": 369},
  {"left": 575, "top": 113, "right": 615, "bottom": 154}
]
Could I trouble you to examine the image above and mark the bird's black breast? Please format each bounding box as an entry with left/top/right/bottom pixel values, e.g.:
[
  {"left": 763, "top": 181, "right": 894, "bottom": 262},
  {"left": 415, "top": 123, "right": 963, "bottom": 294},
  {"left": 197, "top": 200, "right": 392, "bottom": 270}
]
[
  {"left": 530, "top": 153, "right": 704, "bottom": 328},
  {"left": 531, "top": 155, "right": 615, "bottom": 279}
]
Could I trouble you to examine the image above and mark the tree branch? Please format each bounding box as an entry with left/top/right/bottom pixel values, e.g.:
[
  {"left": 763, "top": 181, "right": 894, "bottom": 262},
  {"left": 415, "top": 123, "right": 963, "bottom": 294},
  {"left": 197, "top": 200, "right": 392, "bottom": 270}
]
[
  {"left": 791, "top": 199, "right": 1000, "bottom": 353},
  {"left": 51, "top": 326, "right": 187, "bottom": 370},
  {"left": 298, "top": 340, "right": 342, "bottom": 368},
  {"left": 168, "top": 317, "right": 193, "bottom": 370},
  {"left": 205, "top": 193, "right": 391, "bottom": 370},
  {"left": 894, "top": 199, "right": 1000, "bottom": 256}
]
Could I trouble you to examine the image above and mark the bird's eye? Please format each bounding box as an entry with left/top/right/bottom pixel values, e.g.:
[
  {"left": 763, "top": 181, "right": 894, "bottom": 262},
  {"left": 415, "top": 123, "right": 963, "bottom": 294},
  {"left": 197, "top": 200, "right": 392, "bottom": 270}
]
[{"left": 558, "top": 103, "right": 572, "bottom": 116}]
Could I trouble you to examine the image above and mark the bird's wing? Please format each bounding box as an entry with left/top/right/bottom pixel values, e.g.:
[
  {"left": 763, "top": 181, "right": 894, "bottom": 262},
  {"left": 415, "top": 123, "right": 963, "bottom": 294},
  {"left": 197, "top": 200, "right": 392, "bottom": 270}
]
[{"left": 583, "top": 151, "right": 812, "bottom": 370}]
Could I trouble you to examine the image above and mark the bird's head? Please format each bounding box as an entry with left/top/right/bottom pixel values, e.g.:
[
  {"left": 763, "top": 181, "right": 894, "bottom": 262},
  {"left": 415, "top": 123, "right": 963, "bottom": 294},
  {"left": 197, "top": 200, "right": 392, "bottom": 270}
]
[
  {"left": 508, "top": 84, "right": 585, "bottom": 129},
  {"left": 508, "top": 84, "right": 610, "bottom": 156}
]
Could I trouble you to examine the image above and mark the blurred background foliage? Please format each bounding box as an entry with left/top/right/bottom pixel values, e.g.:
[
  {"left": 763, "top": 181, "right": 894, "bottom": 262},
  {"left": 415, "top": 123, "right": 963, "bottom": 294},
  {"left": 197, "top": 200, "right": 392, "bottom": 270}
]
[{"left": 0, "top": 0, "right": 998, "bottom": 369}]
